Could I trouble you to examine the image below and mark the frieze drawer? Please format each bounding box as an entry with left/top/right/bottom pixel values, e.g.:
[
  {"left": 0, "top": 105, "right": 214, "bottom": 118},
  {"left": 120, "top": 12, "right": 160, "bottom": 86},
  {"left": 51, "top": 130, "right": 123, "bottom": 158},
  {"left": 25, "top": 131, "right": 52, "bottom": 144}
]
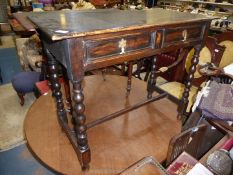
[
  {"left": 85, "top": 32, "right": 153, "bottom": 61},
  {"left": 163, "top": 25, "right": 204, "bottom": 47}
]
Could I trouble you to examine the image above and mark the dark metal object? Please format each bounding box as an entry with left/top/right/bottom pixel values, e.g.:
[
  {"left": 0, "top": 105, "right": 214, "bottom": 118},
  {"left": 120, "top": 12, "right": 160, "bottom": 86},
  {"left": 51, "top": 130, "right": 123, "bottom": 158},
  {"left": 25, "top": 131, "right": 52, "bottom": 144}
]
[{"left": 15, "top": 9, "right": 212, "bottom": 169}]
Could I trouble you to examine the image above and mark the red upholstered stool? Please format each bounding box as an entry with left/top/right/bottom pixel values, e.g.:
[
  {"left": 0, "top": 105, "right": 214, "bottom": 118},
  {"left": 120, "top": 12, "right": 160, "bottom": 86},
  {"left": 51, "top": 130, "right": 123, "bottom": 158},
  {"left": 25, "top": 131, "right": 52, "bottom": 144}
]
[
  {"left": 35, "top": 78, "right": 65, "bottom": 97},
  {"left": 35, "top": 80, "right": 50, "bottom": 96}
]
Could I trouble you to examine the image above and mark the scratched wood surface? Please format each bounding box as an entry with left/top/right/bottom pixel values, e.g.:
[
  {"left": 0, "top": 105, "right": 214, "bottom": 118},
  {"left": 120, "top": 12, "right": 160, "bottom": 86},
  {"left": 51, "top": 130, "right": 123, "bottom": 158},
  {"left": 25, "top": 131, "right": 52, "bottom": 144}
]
[
  {"left": 24, "top": 75, "right": 181, "bottom": 175},
  {"left": 24, "top": 8, "right": 211, "bottom": 40}
]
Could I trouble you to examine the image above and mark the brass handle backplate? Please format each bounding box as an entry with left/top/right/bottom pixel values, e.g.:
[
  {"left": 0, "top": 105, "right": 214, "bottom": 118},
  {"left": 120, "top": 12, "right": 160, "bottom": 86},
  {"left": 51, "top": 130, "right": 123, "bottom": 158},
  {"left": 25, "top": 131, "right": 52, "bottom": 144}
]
[
  {"left": 182, "top": 29, "right": 188, "bottom": 41},
  {"left": 119, "top": 38, "right": 127, "bottom": 54}
]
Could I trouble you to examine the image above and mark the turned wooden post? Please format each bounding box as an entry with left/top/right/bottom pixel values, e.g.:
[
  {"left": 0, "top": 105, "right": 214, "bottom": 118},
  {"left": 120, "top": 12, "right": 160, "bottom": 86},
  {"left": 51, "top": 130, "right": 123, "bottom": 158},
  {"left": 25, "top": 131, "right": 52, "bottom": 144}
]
[
  {"left": 147, "top": 56, "right": 157, "bottom": 99},
  {"left": 178, "top": 45, "right": 201, "bottom": 119},
  {"left": 126, "top": 61, "right": 133, "bottom": 96},
  {"left": 46, "top": 49, "right": 68, "bottom": 123},
  {"left": 72, "top": 81, "right": 90, "bottom": 169}
]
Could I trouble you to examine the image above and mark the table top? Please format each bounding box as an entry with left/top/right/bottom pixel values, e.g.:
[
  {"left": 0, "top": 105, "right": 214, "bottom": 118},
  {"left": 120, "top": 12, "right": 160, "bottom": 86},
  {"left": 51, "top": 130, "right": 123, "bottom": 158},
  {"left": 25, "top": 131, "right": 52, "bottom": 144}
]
[{"left": 26, "top": 8, "right": 212, "bottom": 41}]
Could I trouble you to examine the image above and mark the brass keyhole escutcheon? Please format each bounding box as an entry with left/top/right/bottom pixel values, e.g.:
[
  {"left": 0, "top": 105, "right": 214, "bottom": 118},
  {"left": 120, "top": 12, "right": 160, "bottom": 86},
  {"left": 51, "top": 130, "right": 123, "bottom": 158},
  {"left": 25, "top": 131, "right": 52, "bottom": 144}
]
[
  {"left": 119, "top": 38, "right": 127, "bottom": 54},
  {"left": 182, "top": 29, "right": 188, "bottom": 41}
]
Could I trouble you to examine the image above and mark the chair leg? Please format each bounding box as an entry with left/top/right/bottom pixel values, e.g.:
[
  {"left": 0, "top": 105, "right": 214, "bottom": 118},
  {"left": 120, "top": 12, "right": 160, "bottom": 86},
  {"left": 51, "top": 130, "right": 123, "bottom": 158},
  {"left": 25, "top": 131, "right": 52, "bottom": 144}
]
[
  {"left": 101, "top": 68, "right": 107, "bottom": 81},
  {"left": 17, "top": 93, "right": 25, "bottom": 106}
]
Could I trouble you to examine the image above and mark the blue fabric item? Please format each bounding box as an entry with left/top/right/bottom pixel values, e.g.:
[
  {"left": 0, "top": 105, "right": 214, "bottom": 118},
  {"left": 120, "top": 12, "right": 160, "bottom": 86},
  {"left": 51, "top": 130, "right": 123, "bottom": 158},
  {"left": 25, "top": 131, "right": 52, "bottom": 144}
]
[
  {"left": 0, "top": 48, "right": 22, "bottom": 84},
  {"left": 11, "top": 72, "right": 41, "bottom": 94},
  {"left": 0, "top": 144, "right": 56, "bottom": 175}
]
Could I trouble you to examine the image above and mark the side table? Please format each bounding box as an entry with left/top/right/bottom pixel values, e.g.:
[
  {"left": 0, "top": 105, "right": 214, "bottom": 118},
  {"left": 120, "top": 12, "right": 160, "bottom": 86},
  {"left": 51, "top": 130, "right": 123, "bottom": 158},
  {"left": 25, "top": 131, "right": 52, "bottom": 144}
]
[{"left": 17, "top": 9, "right": 212, "bottom": 169}]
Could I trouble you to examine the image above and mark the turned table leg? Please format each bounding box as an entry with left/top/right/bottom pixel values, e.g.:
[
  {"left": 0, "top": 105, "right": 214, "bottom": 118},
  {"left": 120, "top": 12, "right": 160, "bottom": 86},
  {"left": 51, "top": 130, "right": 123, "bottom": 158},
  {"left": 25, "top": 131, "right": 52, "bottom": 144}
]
[
  {"left": 46, "top": 49, "right": 68, "bottom": 123},
  {"left": 126, "top": 61, "right": 133, "bottom": 97},
  {"left": 178, "top": 45, "right": 201, "bottom": 119},
  {"left": 72, "top": 81, "right": 90, "bottom": 169},
  {"left": 63, "top": 68, "right": 72, "bottom": 113},
  {"left": 147, "top": 56, "right": 157, "bottom": 99}
]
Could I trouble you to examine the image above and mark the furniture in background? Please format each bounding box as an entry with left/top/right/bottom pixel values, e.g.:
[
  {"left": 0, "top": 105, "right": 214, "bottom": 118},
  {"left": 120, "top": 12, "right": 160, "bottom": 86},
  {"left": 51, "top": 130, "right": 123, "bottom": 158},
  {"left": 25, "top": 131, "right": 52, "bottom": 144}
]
[
  {"left": 157, "top": 0, "right": 233, "bottom": 32},
  {"left": 186, "top": 31, "right": 233, "bottom": 125},
  {"left": 215, "top": 31, "right": 233, "bottom": 69},
  {"left": 132, "top": 50, "right": 180, "bottom": 84},
  {"left": 119, "top": 156, "right": 169, "bottom": 175},
  {"left": 11, "top": 71, "right": 42, "bottom": 105},
  {"left": 16, "top": 9, "right": 211, "bottom": 168},
  {"left": 0, "top": 0, "right": 8, "bottom": 24},
  {"left": 156, "top": 36, "right": 225, "bottom": 118},
  {"left": 182, "top": 64, "right": 233, "bottom": 161},
  {"left": 165, "top": 124, "right": 207, "bottom": 167},
  {"left": 9, "top": 19, "right": 35, "bottom": 37},
  {"left": 0, "top": 0, "right": 8, "bottom": 45}
]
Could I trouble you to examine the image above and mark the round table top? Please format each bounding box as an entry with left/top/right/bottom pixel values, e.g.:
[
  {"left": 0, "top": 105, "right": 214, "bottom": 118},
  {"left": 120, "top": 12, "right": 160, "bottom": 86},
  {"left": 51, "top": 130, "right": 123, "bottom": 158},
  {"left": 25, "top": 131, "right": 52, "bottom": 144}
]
[{"left": 24, "top": 75, "right": 181, "bottom": 175}]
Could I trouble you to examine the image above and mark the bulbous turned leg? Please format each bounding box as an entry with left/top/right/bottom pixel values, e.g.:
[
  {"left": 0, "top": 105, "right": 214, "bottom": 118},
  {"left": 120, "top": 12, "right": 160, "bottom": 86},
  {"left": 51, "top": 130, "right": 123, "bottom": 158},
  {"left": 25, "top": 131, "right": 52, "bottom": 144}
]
[
  {"left": 73, "top": 81, "right": 90, "bottom": 169},
  {"left": 46, "top": 49, "right": 68, "bottom": 123},
  {"left": 147, "top": 56, "right": 157, "bottom": 99},
  {"left": 178, "top": 45, "right": 201, "bottom": 120}
]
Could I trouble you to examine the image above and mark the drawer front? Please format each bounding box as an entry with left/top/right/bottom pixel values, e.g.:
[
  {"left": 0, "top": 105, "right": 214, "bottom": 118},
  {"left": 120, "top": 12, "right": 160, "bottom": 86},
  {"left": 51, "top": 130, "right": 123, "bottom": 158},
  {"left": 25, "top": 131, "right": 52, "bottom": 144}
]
[
  {"left": 163, "top": 25, "right": 203, "bottom": 47},
  {"left": 85, "top": 32, "right": 153, "bottom": 61}
]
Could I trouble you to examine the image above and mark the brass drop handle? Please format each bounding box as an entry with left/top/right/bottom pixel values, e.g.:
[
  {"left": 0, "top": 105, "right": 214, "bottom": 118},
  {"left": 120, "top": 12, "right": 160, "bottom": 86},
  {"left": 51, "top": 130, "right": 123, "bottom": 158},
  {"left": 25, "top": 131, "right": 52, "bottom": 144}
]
[
  {"left": 182, "top": 29, "right": 188, "bottom": 41},
  {"left": 119, "top": 39, "right": 127, "bottom": 54}
]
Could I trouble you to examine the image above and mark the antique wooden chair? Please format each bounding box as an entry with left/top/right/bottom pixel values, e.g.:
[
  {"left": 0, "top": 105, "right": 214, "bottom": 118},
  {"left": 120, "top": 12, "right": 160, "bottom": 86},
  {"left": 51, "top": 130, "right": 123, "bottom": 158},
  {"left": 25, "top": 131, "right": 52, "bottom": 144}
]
[
  {"left": 156, "top": 36, "right": 225, "bottom": 115},
  {"left": 165, "top": 124, "right": 207, "bottom": 167},
  {"left": 215, "top": 31, "right": 233, "bottom": 69}
]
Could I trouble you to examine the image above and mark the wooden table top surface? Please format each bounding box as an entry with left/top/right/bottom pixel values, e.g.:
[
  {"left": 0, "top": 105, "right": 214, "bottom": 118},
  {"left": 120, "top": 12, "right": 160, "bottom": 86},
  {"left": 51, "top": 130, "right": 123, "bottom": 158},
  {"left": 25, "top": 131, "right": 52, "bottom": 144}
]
[{"left": 24, "top": 8, "right": 212, "bottom": 40}]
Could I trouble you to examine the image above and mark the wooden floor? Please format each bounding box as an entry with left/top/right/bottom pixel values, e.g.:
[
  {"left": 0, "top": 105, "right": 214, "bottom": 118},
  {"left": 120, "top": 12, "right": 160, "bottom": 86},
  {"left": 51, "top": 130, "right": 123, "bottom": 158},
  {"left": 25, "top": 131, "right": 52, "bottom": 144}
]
[{"left": 24, "top": 75, "right": 181, "bottom": 175}]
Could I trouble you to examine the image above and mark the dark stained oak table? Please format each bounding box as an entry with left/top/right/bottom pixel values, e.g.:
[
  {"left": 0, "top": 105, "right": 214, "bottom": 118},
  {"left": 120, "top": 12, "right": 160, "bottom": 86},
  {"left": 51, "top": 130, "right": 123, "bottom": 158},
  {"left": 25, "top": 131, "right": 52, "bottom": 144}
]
[
  {"left": 24, "top": 75, "right": 181, "bottom": 175},
  {"left": 15, "top": 9, "right": 212, "bottom": 169}
]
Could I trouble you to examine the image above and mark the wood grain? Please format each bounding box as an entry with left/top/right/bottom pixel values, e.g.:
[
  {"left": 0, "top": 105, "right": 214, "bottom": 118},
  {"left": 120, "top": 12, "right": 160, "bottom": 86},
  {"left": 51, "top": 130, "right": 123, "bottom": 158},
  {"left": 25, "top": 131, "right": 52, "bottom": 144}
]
[
  {"left": 24, "top": 9, "right": 211, "bottom": 40},
  {"left": 24, "top": 75, "right": 181, "bottom": 174}
]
